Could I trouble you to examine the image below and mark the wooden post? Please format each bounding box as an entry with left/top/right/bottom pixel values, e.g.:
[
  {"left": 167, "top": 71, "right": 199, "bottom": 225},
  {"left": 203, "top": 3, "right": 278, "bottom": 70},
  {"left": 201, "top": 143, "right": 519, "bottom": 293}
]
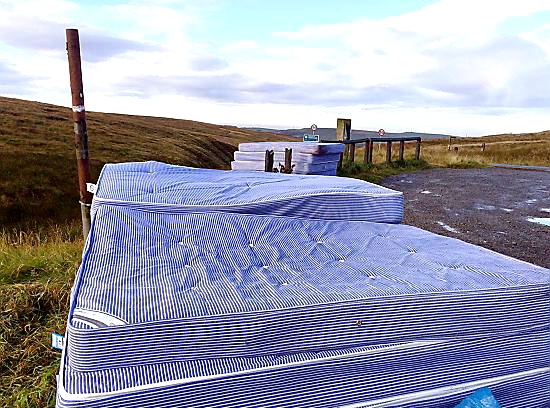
[
  {"left": 368, "top": 139, "right": 374, "bottom": 164},
  {"left": 264, "top": 150, "right": 274, "bottom": 172},
  {"left": 66, "top": 28, "right": 92, "bottom": 239},
  {"left": 415, "top": 139, "right": 421, "bottom": 160},
  {"left": 386, "top": 141, "right": 392, "bottom": 164},
  {"left": 336, "top": 118, "right": 351, "bottom": 160},
  {"left": 399, "top": 140, "right": 405, "bottom": 161},
  {"left": 363, "top": 141, "right": 370, "bottom": 164},
  {"left": 284, "top": 148, "right": 293, "bottom": 173},
  {"left": 349, "top": 143, "right": 355, "bottom": 163}
]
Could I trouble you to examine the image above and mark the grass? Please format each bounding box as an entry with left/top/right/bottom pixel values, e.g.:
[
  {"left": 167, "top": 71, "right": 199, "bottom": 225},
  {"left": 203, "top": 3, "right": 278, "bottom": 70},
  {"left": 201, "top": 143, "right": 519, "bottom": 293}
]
[
  {"left": 0, "top": 96, "right": 548, "bottom": 407},
  {"left": 338, "top": 158, "right": 432, "bottom": 183},
  {"left": 0, "top": 223, "right": 82, "bottom": 408}
]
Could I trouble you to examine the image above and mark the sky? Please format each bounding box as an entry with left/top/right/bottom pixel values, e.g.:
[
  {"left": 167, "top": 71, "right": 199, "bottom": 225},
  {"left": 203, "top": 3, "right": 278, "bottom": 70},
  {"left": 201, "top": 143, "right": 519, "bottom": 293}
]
[{"left": 0, "top": 0, "right": 549, "bottom": 136}]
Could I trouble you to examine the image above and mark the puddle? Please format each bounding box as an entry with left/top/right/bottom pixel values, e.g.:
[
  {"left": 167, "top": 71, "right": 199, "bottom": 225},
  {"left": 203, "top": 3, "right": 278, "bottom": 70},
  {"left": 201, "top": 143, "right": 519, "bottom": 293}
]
[
  {"left": 420, "top": 190, "right": 432, "bottom": 194},
  {"left": 540, "top": 208, "right": 550, "bottom": 213},
  {"left": 500, "top": 208, "right": 514, "bottom": 213},
  {"left": 526, "top": 217, "right": 550, "bottom": 227},
  {"left": 437, "top": 221, "right": 460, "bottom": 233},
  {"left": 525, "top": 199, "right": 538, "bottom": 204},
  {"left": 496, "top": 231, "right": 506, "bottom": 235},
  {"left": 476, "top": 205, "right": 496, "bottom": 211}
]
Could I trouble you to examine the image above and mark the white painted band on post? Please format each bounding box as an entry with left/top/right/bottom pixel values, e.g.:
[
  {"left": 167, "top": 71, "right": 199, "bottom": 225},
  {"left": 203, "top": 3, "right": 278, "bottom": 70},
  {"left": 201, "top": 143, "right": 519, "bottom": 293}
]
[{"left": 72, "top": 105, "right": 85, "bottom": 112}]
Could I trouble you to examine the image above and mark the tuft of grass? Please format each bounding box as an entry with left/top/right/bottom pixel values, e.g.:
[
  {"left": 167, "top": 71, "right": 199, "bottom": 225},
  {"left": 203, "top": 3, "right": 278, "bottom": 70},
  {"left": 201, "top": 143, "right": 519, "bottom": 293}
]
[
  {"left": 446, "top": 160, "right": 486, "bottom": 169},
  {"left": 0, "top": 280, "right": 71, "bottom": 408},
  {"left": 0, "top": 223, "right": 83, "bottom": 285},
  {"left": 338, "top": 158, "right": 431, "bottom": 183},
  {"left": 0, "top": 224, "right": 81, "bottom": 408}
]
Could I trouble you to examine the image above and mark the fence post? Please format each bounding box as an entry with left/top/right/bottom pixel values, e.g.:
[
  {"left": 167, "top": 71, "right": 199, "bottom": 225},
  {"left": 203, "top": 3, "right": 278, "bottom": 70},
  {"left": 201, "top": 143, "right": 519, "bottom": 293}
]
[
  {"left": 386, "top": 141, "right": 392, "bottom": 164},
  {"left": 284, "top": 148, "right": 293, "bottom": 173},
  {"left": 368, "top": 138, "right": 374, "bottom": 164},
  {"left": 264, "top": 150, "right": 274, "bottom": 172},
  {"left": 66, "top": 28, "right": 92, "bottom": 239},
  {"left": 336, "top": 118, "right": 351, "bottom": 159},
  {"left": 399, "top": 140, "right": 405, "bottom": 161},
  {"left": 349, "top": 143, "right": 356, "bottom": 163},
  {"left": 415, "top": 139, "right": 421, "bottom": 160},
  {"left": 363, "top": 141, "right": 370, "bottom": 165}
]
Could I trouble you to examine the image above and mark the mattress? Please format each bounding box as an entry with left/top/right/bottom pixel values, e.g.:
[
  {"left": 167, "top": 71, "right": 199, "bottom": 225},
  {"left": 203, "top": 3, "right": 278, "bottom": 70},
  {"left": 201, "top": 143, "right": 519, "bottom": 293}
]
[
  {"left": 57, "top": 203, "right": 549, "bottom": 407},
  {"left": 58, "top": 333, "right": 550, "bottom": 407},
  {"left": 234, "top": 151, "right": 341, "bottom": 164},
  {"left": 231, "top": 159, "right": 338, "bottom": 174},
  {"left": 90, "top": 161, "right": 404, "bottom": 223},
  {"left": 237, "top": 141, "right": 344, "bottom": 155}
]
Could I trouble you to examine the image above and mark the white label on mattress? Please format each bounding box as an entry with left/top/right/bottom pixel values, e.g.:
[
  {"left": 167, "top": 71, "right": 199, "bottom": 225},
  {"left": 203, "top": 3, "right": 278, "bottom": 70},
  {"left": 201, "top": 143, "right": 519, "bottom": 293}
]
[
  {"left": 51, "top": 332, "right": 65, "bottom": 351},
  {"left": 86, "top": 183, "right": 97, "bottom": 194}
]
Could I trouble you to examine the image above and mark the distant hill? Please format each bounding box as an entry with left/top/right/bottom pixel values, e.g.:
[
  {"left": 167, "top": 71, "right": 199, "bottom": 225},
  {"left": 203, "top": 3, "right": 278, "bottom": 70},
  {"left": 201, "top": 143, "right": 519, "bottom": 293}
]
[
  {"left": 0, "top": 96, "right": 291, "bottom": 227},
  {"left": 246, "top": 127, "right": 455, "bottom": 141}
]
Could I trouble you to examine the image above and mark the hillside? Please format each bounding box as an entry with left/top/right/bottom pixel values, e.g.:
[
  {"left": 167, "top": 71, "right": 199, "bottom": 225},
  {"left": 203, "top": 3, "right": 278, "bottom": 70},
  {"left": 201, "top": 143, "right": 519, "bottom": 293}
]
[{"left": 0, "top": 96, "right": 291, "bottom": 228}]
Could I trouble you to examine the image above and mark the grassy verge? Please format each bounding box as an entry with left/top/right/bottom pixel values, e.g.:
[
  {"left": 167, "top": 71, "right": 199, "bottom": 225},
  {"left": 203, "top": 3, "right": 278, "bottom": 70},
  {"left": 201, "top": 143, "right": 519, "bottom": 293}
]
[
  {"left": 0, "top": 224, "right": 82, "bottom": 408},
  {"left": 338, "top": 158, "right": 433, "bottom": 183}
]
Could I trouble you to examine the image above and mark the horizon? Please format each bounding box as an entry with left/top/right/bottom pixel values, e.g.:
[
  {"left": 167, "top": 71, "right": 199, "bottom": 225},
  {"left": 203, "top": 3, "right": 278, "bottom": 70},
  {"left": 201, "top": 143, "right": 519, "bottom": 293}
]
[{"left": 1, "top": 0, "right": 549, "bottom": 136}]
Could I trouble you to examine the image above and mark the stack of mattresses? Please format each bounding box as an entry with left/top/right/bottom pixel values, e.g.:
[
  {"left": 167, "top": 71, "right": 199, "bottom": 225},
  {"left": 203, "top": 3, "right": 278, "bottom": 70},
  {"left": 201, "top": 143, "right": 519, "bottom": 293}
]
[
  {"left": 231, "top": 141, "right": 344, "bottom": 175},
  {"left": 56, "top": 162, "right": 550, "bottom": 408}
]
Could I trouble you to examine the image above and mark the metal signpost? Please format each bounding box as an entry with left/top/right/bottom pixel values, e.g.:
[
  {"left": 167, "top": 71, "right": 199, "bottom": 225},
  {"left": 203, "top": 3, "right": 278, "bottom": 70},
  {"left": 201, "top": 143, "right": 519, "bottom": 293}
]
[{"left": 303, "top": 124, "right": 319, "bottom": 142}]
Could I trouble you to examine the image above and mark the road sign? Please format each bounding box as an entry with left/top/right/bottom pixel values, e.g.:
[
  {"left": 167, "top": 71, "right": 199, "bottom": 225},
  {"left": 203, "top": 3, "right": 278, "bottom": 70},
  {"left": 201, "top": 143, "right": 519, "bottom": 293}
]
[
  {"left": 378, "top": 128, "right": 385, "bottom": 136},
  {"left": 311, "top": 124, "right": 318, "bottom": 132},
  {"left": 303, "top": 133, "right": 319, "bottom": 142}
]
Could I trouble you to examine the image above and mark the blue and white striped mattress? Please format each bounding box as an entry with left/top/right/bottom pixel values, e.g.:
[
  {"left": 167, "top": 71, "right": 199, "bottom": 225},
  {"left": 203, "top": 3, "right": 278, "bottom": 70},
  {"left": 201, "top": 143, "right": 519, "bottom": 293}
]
[
  {"left": 58, "top": 201, "right": 550, "bottom": 407},
  {"left": 234, "top": 151, "right": 341, "bottom": 164},
  {"left": 58, "top": 332, "right": 549, "bottom": 407},
  {"left": 90, "top": 161, "right": 404, "bottom": 223},
  {"left": 237, "top": 141, "right": 345, "bottom": 155},
  {"left": 231, "top": 159, "right": 338, "bottom": 174}
]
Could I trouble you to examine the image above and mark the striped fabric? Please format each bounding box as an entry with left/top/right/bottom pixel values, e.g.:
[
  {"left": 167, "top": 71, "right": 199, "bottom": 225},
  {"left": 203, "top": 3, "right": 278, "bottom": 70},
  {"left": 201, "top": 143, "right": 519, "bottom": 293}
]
[
  {"left": 58, "top": 332, "right": 550, "bottom": 407},
  {"left": 90, "top": 161, "right": 404, "bottom": 223},
  {"left": 57, "top": 161, "right": 550, "bottom": 407},
  {"left": 237, "top": 141, "right": 345, "bottom": 155},
  {"left": 234, "top": 151, "right": 342, "bottom": 164},
  {"left": 233, "top": 142, "right": 343, "bottom": 175},
  {"left": 231, "top": 159, "right": 338, "bottom": 174}
]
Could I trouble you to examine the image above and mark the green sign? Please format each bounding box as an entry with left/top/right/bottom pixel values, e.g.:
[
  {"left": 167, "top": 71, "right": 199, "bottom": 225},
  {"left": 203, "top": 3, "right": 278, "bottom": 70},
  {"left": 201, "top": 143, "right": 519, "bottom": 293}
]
[{"left": 303, "top": 134, "right": 319, "bottom": 142}]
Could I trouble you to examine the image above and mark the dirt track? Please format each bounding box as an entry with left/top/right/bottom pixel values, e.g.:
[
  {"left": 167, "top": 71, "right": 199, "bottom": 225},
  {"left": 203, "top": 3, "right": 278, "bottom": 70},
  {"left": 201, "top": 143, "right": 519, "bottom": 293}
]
[{"left": 381, "top": 167, "right": 550, "bottom": 268}]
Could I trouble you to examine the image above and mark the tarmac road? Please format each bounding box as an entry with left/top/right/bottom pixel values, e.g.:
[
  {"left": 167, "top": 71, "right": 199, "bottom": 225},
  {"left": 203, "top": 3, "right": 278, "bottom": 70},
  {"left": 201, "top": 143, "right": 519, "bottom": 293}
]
[{"left": 381, "top": 167, "right": 550, "bottom": 268}]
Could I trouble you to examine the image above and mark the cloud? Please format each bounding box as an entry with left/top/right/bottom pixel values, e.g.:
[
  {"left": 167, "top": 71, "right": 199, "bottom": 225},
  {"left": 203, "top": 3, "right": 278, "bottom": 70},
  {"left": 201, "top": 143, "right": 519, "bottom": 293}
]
[
  {"left": 0, "top": 61, "right": 35, "bottom": 94},
  {"left": 0, "top": 19, "right": 155, "bottom": 63},
  {"left": 190, "top": 56, "right": 229, "bottom": 71},
  {"left": 0, "top": 0, "right": 549, "bottom": 136}
]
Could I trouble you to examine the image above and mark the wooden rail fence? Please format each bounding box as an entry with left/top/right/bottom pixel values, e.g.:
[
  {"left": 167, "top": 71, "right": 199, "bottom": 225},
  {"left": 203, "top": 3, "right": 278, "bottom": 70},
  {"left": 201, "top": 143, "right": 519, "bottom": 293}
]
[{"left": 321, "top": 137, "right": 422, "bottom": 165}]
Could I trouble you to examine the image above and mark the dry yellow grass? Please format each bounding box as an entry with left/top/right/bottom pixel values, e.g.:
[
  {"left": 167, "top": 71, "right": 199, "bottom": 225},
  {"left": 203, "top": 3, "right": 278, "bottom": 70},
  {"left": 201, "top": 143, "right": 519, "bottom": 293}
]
[{"left": 347, "top": 131, "right": 549, "bottom": 168}]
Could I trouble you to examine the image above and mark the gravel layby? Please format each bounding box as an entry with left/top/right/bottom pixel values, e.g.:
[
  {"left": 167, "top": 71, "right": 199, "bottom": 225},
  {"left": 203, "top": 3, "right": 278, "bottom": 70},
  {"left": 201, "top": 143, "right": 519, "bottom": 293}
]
[{"left": 381, "top": 167, "right": 550, "bottom": 269}]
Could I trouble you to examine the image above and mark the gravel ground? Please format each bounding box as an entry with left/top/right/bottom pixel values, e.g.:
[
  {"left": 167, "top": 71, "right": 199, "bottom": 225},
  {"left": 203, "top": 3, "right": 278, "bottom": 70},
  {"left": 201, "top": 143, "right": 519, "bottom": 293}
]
[{"left": 381, "top": 167, "right": 550, "bottom": 268}]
